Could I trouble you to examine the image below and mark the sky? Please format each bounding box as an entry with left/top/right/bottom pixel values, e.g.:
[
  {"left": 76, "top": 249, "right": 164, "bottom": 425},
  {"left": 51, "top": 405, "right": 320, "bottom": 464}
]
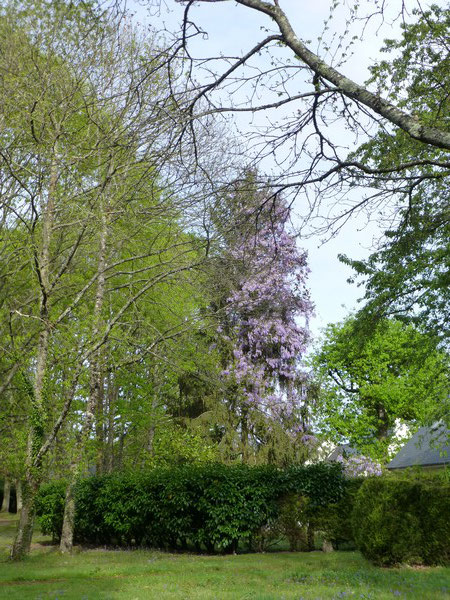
[{"left": 127, "top": 0, "right": 422, "bottom": 339}]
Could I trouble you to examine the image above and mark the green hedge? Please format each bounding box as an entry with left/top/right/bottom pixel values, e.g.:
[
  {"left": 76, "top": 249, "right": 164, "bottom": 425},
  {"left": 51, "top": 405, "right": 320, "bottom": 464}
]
[
  {"left": 352, "top": 475, "right": 450, "bottom": 566},
  {"left": 35, "top": 480, "right": 66, "bottom": 541},
  {"left": 313, "top": 477, "right": 364, "bottom": 549},
  {"left": 36, "top": 463, "right": 345, "bottom": 552}
]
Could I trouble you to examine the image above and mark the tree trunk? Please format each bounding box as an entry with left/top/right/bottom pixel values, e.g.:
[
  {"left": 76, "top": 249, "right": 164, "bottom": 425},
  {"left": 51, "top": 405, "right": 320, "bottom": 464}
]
[
  {"left": 10, "top": 477, "right": 38, "bottom": 560},
  {"left": 117, "top": 428, "right": 126, "bottom": 471},
  {"left": 1, "top": 479, "right": 11, "bottom": 512},
  {"left": 307, "top": 524, "right": 315, "bottom": 551},
  {"left": 147, "top": 424, "right": 156, "bottom": 455},
  {"left": 11, "top": 372, "right": 48, "bottom": 559},
  {"left": 15, "top": 480, "right": 23, "bottom": 513},
  {"left": 60, "top": 479, "right": 76, "bottom": 553},
  {"left": 11, "top": 151, "right": 58, "bottom": 560},
  {"left": 376, "top": 404, "right": 389, "bottom": 441},
  {"left": 95, "top": 369, "right": 105, "bottom": 476},
  {"left": 90, "top": 197, "right": 108, "bottom": 477},
  {"left": 104, "top": 380, "right": 117, "bottom": 473},
  {"left": 241, "top": 407, "right": 250, "bottom": 463},
  {"left": 60, "top": 195, "right": 108, "bottom": 553}
]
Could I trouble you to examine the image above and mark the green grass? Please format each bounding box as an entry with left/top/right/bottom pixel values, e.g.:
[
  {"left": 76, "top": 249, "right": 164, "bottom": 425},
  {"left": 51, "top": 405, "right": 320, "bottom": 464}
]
[{"left": 0, "top": 514, "right": 448, "bottom": 599}]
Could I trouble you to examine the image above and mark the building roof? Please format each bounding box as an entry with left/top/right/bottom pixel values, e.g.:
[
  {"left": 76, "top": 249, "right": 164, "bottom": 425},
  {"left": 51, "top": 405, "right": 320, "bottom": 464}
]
[
  {"left": 387, "top": 423, "right": 450, "bottom": 470},
  {"left": 327, "top": 443, "right": 359, "bottom": 462}
]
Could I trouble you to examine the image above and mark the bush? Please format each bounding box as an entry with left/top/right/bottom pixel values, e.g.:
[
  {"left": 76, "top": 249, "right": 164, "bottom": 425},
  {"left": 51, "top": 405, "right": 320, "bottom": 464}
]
[
  {"left": 314, "top": 477, "right": 364, "bottom": 549},
  {"left": 283, "top": 463, "right": 346, "bottom": 507},
  {"left": 352, "top": 475, "right": 450, "bottom": 566},
  {"left": 276, "top": 493, "right": 310, "bottom": 551},
  {"left": 75, "top": 475, "right": 118, "bottom": 545},
  {"left": 35, "top": 462, "right": 346, "bottom": 553},
  {"left": 35, "top": 480, "right": 67, "bottom": 541},
  {"left": 193, "top": 464, "right": 280, "bottom": 552},
  {"left": 274, "top": 465, "right": 357, "bottom": 552}
]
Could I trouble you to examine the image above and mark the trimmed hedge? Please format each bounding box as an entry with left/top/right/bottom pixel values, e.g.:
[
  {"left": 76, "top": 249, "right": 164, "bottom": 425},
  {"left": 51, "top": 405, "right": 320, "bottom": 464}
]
[
  {"left": 36, "top": 463, "right": 345, "bottom": 552},
  {"left": 313, "top": 477, "right": 364, "bottom": 549},
  {"left": 352, "top": 475, "right": 450, "bottom": 566}
]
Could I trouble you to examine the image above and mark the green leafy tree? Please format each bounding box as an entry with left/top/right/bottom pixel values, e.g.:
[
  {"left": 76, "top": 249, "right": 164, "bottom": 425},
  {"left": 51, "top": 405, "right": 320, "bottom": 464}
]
[
  {"left": 311, "top": 317, "right": 449, "bottom": 461},
  {"left": 340, "top": 5, "right": 449, "bottom": 340},
  {"left": 0, "top": 0, "right": 210, "bottom": 557}
]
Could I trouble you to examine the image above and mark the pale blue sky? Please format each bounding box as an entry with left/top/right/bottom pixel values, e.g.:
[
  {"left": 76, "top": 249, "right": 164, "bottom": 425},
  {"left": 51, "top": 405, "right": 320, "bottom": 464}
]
[{"left": 128, "top": 0, "right": 428, "bottom": 337}]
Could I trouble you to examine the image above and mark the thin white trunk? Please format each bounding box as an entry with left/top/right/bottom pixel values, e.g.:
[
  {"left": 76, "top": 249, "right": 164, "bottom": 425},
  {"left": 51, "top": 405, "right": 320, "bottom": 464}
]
[
  {"left": 60, "top": 195, "right": 109, "bottom": 554},
  {"left": 15, "top": 480, "right": 23, "bottom": 513},
  {"left": 11, "top": 151, "right": 58, "bottom": 559},
  {"left": 1, "top": 480, "right": 11, "bottom": 513}
]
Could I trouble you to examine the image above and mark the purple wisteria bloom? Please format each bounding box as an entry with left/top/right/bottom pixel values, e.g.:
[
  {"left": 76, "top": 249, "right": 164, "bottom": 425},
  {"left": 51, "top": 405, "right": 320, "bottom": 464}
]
[
  {"left": 218, "top": 194, "right": 314, "bottom": 432},
  {"left": 335, "top": 454, "right": 383, "bottom": 477}
]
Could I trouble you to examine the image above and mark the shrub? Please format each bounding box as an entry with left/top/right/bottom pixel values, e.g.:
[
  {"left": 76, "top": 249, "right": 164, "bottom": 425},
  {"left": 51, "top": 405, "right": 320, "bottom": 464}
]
[
  {"left": 314, "top": 477, "right": 364, "bottom": 549},
  {"left": 77, "top": 474, "right": 136, "bottom": 546},
  {"left": 283, "top": 463, "right": 346, "bottom": 507},
  {"left": 35, "top": 480, "right": 66, "bottom": 541},
  {"left": 419, "top": 479, "right": 450, "bottom": 564},
  {"left": 192, "top": 464, "right": 281, "bottom": 552},
  {"left": 352, "top": 475, "right": 450, "bottom": 566},
  {"left": 35, "top": 462, "right": 347, "bottom": 553},
  {"left": 276, "top": 493, "right": 310, "bottom": 551}
]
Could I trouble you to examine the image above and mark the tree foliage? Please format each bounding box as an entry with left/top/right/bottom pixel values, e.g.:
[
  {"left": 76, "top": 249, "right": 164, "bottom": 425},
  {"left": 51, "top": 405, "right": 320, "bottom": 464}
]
[
  {"left": 340, "top": 5, "right": 449, "bottom": 339},
  {"left": 0, "top": 0, "right": 217, "bottom": 558},
  {"left": 218, "top": 179, "right": 312, "bottom": 410},
  {"left": 191, "top": 175, "right": 316, "bottom": 465},
  {"left": 312, "top": 317, "right": 449, "bottom": 460}
]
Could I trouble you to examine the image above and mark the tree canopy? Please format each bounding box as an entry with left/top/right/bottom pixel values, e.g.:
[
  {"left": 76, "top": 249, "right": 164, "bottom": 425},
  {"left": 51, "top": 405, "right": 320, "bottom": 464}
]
[
  {"left": 339, "top": 4, "right": 449, "bottom": 340},
  {"left": 169, "top": 0, "right": 449, "bottom": 187},
  {"left": 311, "top": 317, "right": 449, "bottom": 461}
]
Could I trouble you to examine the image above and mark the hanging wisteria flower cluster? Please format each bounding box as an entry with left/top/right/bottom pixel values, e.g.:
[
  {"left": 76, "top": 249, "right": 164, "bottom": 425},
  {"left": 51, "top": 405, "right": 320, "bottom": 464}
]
[
  {"left": 220, "top": 194, "right": 313, "bottom": 418},
  {"left": 335, "top": 454, "right": 383, "bottom": 478}
]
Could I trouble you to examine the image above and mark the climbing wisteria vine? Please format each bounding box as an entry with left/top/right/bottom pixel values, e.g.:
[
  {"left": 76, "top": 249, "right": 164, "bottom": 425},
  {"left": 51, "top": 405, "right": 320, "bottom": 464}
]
[{"left": 219, "top": 193, "right": 313, "bottom": 428}]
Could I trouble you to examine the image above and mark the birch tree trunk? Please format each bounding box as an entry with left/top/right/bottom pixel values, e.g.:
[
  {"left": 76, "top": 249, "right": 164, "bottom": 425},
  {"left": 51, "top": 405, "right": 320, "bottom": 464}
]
[
  {"left": 105, "top": 379, "right": 117, "bottom": 473},
  {"left": 11, "top": 152, "right": 58, "bottom": 560},
  {"left": 60, "top": 197, "right": 108, "bottom": 554},
  {"left": 95, "top": 368, "right": 106, "bottom": 476},
  {"left": 15, "top": 480, "right": 23, "bottom": 513},
  {"left": 1, "top": 480, "right": 11, "bottom": 513}
]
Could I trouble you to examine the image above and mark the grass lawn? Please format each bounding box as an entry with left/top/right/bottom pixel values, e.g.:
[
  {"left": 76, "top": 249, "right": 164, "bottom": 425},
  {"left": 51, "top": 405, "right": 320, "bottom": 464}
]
[{"left": 0, "top": 514, "right": 448, "bottom": 600}]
